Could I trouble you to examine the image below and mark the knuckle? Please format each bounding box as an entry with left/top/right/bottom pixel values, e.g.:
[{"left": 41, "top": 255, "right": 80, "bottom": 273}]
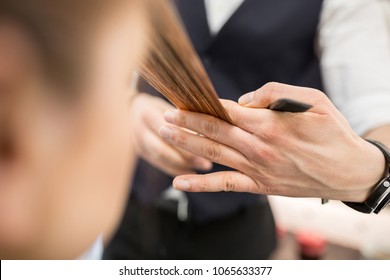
[
  {"left": 222, "top": 174, "right": 237, "bottom": 192},
  {"left": 176, "top": 111, "right": 187, "bottom": 127},
  {"left": 312, "top": 88, "right": 325, "bottom": 98},
  {"left": 251, "top": 145, "right": 278, "bottom": 166},
  {"left": 221, "top": 99, "right": 242, "bottom": 125},
  {"left": 143, "top": 147, "right": 160, "bottom": 164},
  {"left": 222, "top": 100, "right": 234, "bottom": 111},
  {"left": 203, "top": 143, "right": 220, "bottom": 161},
  {"left": 244, "top": 141, "right": 258, "bottom": 159},
  {"left": 255, "top": 82, "right": 283, "bottom": 106},
  {"left": 201, "top": 117, "right": 220, "bottom": 139},
  {"left": 261, "top": 183, "right": 280, "bottom": 195},
  {"left": 172, "top": 132, "right": 187, "bottom": 147},
  {"left": 314, "top": 91, "right": 327, "bottom": 104},
  {"left": 258, "top": 121, "right": 280, "bottom": 142},
  {"left": 221, "top": 100, "right": 235, "bottom": 119},
  {"left": 153, "top": 150, "right": 170, "bottom": 164},
  {"left": 144, "top": 142, "right": 164, "bottom": 163},
  {"left": 264, "top": 82, "right": 282, "bottom": 97},
  {"left": 311, "top": 89, "right": 329, "bottom": 104}
]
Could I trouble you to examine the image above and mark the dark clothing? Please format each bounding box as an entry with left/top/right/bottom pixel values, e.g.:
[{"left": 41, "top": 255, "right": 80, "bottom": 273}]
[
  {"left": 105, "top": 0, "right": 324, "bottom": 259},
  {"left": 104, "top": 194, "right": 276, "bottom": 260}
]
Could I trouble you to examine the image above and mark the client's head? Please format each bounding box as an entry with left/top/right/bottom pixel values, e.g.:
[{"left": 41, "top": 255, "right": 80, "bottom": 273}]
[{"left": 0, "top": 0, "right": 148, "bottom": 259}]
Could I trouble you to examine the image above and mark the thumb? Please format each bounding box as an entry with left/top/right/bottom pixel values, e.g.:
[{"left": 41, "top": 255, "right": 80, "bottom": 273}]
[{"left": 238, "top": 82, "right": 329, "bottom": 114}]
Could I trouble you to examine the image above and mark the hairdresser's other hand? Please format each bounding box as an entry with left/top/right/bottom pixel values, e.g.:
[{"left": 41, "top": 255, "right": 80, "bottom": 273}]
[
  {"left": 159, "top": 82, "right": 385, "bottom": 202},
  {"left": 130, "top": 94, "right": 212, "bottom": 176}
]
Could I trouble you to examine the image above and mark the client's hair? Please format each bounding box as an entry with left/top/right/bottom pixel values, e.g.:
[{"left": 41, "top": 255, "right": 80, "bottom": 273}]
[{"left": 140, "top": 0, "right": 232, "bottom": 123}]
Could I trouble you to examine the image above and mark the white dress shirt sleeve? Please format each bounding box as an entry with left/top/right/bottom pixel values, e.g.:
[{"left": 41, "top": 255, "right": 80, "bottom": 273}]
[
  {"left": 318, "top": 0, "right": 390, "bottom": 135},
  {"left": 204, "top": 0, "right": 245, "bottom": 35}
]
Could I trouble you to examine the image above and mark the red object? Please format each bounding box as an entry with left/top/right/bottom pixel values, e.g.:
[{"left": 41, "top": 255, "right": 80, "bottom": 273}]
[{"left": 295, "top": 231, "right": 327, "bottom": 259}]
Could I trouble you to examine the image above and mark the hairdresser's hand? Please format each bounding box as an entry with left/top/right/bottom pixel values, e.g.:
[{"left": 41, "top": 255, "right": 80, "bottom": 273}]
[
  {"left": 159, "top": 83, "right": 386, "bottom": 202},
  {"left": 130, "top": 93, "right": 212, "bottom": 176}
]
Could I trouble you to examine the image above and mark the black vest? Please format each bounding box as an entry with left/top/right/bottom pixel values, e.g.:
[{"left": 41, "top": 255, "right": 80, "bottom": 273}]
[{"left": 132, "top": 0, "right": 324, "bottom": 223}]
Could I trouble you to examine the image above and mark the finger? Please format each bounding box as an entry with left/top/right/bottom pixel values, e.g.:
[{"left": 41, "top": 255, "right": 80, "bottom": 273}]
[
  {"left": 219, "top": 99, "right": 281, "bottom": 134},
  {"left": 142, "top": 103, "right": 168, "bottom": 133},
  {"left": 146, "top": 110, "right": 210, "bottom": 164},
  {"left": 238, "top": 82, "right": 330, "bottom": 113},
  {"left": 173, "top": 172, "right": 319, "bottom": 198},
  {"left": 163, "top": 109, "right": 256, "bottom": 154},
  {"left": 159, "top": 125, "right": 249, "bottom": 171},
  {"left": 173, "top": 171, "right": 259, "bottom": 193},
  {"left": 139, "top": 98, "right": 212, "bottom": 168},
  {"left": 220, "top": 98, "right": 271, "bottom": 122},
  {"left": 135, "top": 93, "right": 173, "bottom": 133},
  {"left": 137, "top": 128, "right": 211, "bottom": 176},
  {"left": 157, "top": 164, "right": 195, "bottom": 178}
]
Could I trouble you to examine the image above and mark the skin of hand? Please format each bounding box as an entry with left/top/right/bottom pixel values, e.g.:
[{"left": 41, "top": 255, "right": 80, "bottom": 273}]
[
  {"left": 130, "top": 93, "right": 212, "bottom": 176},
  {"left": 159, "top": 82, "right": 387, "bottom": 202}
]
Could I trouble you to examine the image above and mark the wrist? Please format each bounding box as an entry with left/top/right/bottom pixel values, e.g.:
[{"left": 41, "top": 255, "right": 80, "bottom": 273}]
[
  {"left": 342, "top": 139, "right": 390, "bottom": 214},
  {"left": 360, "top": 141, "right": 388, "bottom": 202},
  {"left": 345, "top": 138, "right": 387, "bottom": 202}
]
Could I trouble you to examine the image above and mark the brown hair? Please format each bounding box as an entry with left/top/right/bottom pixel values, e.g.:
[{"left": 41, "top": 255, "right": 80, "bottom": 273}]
[{"left": 140, "top": 0, "right": 232, "bottom": 123}]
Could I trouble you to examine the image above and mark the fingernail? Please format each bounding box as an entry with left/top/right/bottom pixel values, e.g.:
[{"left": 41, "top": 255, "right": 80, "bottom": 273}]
[
  {"left": 159, "top": 126, "right": 174, "bottom": 140},
  {"left": 164, "top": 110, "right": 175, "bottom": 124},
  {"left": 193, "top": 158, "right": 213, "bottom": 170},
  {"left": 238, "top": 91, "right": 254, "bottom": 105},
  {"left": 174, "top": 179, "right": 191, "bottom": 190}
]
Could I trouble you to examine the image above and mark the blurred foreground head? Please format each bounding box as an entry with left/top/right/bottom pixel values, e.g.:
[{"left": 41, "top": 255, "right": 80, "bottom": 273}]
[{"left": 0, "top": 0, "right": 148, "bottom": 259}]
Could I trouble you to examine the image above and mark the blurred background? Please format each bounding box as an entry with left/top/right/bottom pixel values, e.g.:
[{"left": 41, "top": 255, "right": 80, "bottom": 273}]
[{"left": 269, "top": 197, "right": 390, "bottom": 259}]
